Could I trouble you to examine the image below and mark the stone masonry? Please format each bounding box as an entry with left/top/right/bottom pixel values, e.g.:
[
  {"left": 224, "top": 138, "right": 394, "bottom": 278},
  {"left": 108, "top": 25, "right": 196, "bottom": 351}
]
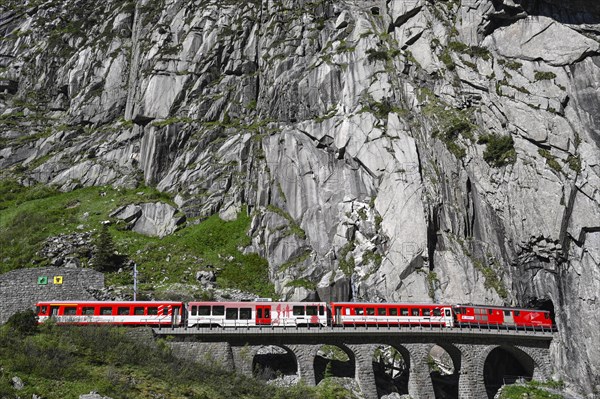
[{"left": 0, "top": 267, "right": 104, "bottom": 324}]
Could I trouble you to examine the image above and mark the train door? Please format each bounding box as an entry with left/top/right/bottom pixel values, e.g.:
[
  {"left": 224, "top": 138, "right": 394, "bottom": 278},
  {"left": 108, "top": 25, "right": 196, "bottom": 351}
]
[
  {"left": 334, "top": 306, "right": 342, "bottom": 325},
  {"left": 256, "top": 305, "right": 271, "bottom": 325},
  {"left": 503, "top": 310, "right": 515, "bottom": 326},
  {"left": 50, "top": 306, "right": 60, "bottom": 318},
  {"left": 171, "top": 306, "right": 180, "bottom": 326},
  {"left": 443, "top": 307, "right": 454, "bottom": 327}
]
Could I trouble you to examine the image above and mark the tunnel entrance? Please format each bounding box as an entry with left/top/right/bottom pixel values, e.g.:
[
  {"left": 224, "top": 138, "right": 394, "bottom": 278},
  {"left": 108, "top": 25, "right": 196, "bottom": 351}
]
[
  {"left": 429, "top": 344, "right": 460, "bottom": 399},
  {"left": 484, "top": 347, "right": 534, "bottom": 398},
  {"left": 314, "top": 345, "right": 355, "bottom": 384},
  {"left": 252, "top": 345, "right": 297, "bottom": 382},
  {"left": 372, "top": 345, "right": 410, "bottom": 397}
]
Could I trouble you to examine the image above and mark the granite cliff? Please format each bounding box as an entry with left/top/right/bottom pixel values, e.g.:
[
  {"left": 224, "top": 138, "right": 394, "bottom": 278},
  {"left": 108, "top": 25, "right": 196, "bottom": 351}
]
[{"left": 1, "top": 0, "right": 599, "bottom": 396}]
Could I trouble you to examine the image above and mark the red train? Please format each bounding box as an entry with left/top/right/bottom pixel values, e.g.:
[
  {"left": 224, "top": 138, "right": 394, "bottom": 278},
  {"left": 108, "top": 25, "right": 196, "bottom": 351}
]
[{"left": 35, "top": 300, "right": 555, "bottom": 330}]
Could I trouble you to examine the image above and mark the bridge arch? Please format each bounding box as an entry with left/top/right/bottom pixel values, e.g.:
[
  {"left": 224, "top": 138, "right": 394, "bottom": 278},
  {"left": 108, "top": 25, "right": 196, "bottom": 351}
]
[
  {"left": 251, "top": 345, "right": 298, "bottom": 382},
  {"left": 314, "top": 344, "right": 355, "bottom": 384},
  {"left": 429, "top": 343, "right": 461, "bottom": 399},
  {"left": 481, "top": 345, "right": 537, "bottom": 398},
  {"left": 372, "top": 344, "right": 411, "bottom": 397}
]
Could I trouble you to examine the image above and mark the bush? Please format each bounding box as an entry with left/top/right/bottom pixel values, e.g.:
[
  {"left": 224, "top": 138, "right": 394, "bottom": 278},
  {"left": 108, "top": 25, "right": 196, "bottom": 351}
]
[
  {"left": 478, "top": 134, "right": 516, "bottom": 167},
  {"left": 6, "top": 309, "right": 38, "bottom": 336}
]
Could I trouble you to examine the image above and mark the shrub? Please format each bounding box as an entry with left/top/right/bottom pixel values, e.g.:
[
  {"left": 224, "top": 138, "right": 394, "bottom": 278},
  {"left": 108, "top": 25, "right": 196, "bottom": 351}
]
[
  {"left": 478, "top": 134, "right": 517, "bottom": 167},
  {"left": 534, "top": 71, "right": 556, "bottom": 81},
  {"left": 6, "top": 309, "right": 38, "bottom": 336}
]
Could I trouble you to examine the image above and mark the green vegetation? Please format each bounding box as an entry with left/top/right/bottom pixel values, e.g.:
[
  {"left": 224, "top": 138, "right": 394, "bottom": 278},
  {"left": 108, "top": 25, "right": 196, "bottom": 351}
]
[
  {"left": 473, "top": 259, "right": 508, "bottom": 300},
  {"left": 538, "top": 149, "right": 562, "bottom": 172},
  {"left": 286, "top": 278, "right": 317, "bottom": 290},
  {"left": 0, "top": 182, "right": 274, "bottom": 298},
  {"left": 424, "top": 100, "right": 474, "bottom": 159},
  {"left": 567, "top": 154, "right": 581, "bottom": 173},
  {"left": 478, "top": 134, "right": 517, "bottom": 167},
  {"left": 266, "top": 205, "right": 306, "bottom": 240},
  {"left": 338, "top": 241, "right": 356, "bottom": 276},
  {"left": 0, "top": 322, "right": 352, "bottom": 399},
  {"left": 92, "top": 224, "right": 121, "bottom": 272},
  {"left": 498, "top": 380, "right": 563, "bottom": 399},
  {"left": 498, "top": 59, "right": 523, "bottom": 70},
  {"left": 534, "top": 71, "right": 557, "bottom": 81},
  {"left": 447, "top": 41, "right": 491, "bottom": 60}
]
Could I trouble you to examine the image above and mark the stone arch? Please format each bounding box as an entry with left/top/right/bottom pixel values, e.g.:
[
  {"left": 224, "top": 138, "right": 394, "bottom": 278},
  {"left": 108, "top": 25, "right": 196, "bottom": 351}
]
[
  {"left": 429, "top": 343, "right": 462, "bottom": 399},
  {"left": 481, "top": 345, "right": 536, "bottom": 398},
  {"left": 252, "top": 345, "right": 298, "bottom": 382},
  {"left": 371, "top": 344, "right": 411, "bottom": 397},
  {"left": 314, "top": 344, "right": 356, "bottom": 384}
]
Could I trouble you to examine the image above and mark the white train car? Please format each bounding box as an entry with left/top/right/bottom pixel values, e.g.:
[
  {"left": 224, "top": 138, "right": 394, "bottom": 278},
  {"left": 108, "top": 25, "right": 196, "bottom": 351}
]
[{"left": 186, "top": 301, "right": 328, "bottom": 327}]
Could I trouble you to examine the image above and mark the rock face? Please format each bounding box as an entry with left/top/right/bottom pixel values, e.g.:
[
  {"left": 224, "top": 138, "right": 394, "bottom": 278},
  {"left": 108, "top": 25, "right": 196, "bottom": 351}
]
[
  {"left": 1, "top": 0, "right": 599, "bottom": 395},
  {"left": 110, "top": 202, "right": 186, "bottom": 237}
]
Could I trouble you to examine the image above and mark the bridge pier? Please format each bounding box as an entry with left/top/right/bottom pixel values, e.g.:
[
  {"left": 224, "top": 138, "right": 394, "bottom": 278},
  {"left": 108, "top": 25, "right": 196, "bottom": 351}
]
[
  {"left": 404, "top": 343, "right": 436, "bottom": 399},
  {"left": 231, "top": 344, "right": 258, "bottom": 377},
  {"left": 286, "top": 344, "right": 320, "bottom": 385},
  {"left": 346, "top": 344, "right": 379, "bottom": 399},
  {"left": 456, "top": 344, "right": 488, "bottom": 399}
]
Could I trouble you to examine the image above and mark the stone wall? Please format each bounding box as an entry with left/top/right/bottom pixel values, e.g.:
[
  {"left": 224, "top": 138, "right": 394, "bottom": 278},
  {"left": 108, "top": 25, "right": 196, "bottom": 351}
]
[{"left": 0, "top": 267, "right": 104, "bottom": 324}]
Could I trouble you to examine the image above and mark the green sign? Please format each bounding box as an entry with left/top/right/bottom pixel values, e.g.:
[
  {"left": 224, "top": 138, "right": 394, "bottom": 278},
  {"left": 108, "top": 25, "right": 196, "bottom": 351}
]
[{"left": 37, "top": 276, "right": 48, "bottom": 285}]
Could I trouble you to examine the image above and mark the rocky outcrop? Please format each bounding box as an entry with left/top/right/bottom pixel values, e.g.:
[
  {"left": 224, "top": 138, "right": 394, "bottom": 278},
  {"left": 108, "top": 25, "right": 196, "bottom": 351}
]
[
  {"left": 110, "top": 202, "right": 186, "bottom": 237},
  {"left": 1, "top": 0, "right": 599, "bottom": 395}
]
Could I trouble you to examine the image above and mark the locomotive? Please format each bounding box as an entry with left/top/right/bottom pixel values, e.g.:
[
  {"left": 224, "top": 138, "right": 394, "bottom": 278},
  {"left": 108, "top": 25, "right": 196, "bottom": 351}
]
[{"left": 35, "top": 300, "right": 555, "bottom": 330}]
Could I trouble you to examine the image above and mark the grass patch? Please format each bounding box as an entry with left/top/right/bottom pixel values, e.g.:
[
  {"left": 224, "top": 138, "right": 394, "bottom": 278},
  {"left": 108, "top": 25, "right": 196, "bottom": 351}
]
[
  {"left": 538, "top": 149, "right": 562, "bottom": 172},
  {"left": 0, "top": 181, "right": 274, "bottom": 298},
  {"left": 498, "top": 382, "right": 562, "bottom": 399},
  {"left": 0, "top": 323, "right": 338, "bottom": 399},
  {"left": 534, "top": 71, "right": 556, "bottom": 81}
]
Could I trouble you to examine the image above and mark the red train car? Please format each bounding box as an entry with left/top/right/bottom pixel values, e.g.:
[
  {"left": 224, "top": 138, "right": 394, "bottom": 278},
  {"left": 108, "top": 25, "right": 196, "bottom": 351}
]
[
  {"left": 35, "top": 301, "right": 184, "bottom": 326},
  {"left": 331, "top": 302, "right": 455, "bottom": 327},
  {"left": 453, "top": 304, "right": 553, "bottom": 329}
]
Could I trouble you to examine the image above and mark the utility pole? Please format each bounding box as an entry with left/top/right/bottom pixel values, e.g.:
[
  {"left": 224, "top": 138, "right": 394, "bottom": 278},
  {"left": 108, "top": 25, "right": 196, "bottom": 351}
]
[{"left": 133, "top": 262, "right": 137, "bottom": 301}]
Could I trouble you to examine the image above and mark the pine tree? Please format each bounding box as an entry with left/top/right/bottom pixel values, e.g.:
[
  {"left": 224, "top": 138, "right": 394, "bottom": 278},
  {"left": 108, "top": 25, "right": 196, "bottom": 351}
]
[{"left": 93, "top": 224, "right": 117, "bottom": 272}]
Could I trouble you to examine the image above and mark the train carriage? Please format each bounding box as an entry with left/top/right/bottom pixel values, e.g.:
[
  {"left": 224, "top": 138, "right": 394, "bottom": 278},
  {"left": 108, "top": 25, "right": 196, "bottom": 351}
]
[
  {"left": 331, "top": 302, "right": 455, "bottom": 327},
  {"left": 453, "top": 304, "right": 553, "bottom": 329},
  {"left": 35, "top": 301, "right": 184, "bottom": 326},
  {"left": 186, "top": 301, "right": 328, "bottom": 328}
]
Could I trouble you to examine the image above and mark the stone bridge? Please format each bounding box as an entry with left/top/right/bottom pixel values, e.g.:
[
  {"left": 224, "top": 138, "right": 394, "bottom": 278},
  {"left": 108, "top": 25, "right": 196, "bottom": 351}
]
[{"left": 155, "top": 325, "right": 555, "bottom": 399}]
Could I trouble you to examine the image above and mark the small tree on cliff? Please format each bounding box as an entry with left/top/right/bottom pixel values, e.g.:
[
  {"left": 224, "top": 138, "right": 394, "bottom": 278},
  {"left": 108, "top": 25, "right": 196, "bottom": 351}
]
[{"left": 93, "top": 224, "right": 118, "bottom": 272}]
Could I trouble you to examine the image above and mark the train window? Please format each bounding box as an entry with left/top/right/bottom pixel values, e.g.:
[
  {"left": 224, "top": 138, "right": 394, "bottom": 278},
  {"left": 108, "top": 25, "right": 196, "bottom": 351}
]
[
  {"left": 82, "top": 307, "right": 94, "bottom": 315},
  {"left": 366, "top": 308, "right": 375, "bottom": 315},
  {"left": 423, "top": 309, "right": 431, "bottom": 316},
  {"left": 400, "top": 308, "right": 409, "bottom": 316},
  {"left": 514, "top": 311, "right": 520, "bottom": 316},
  {"left": 226, "top": 308, "right": 238, "bottom": 320},
  {"left": 488, "top": 309, "right": 493, "bottom": 315},
  {"left": 198, "top": 306, "right": 210, "bottom": 316},
  {"left": 213, "top": 306, "right": 225, "bottom": 316},
  {"left": 257, "top": 309, "right": 263, "bottom": 318},
  {"left": 118, "top": 307, "right": 130, "bottom": 315},
  {"left": 445, "top": 309, "right": 451, "bottom": 317},
  {"left": 293, "top": 306, "right": 305, "bottom": 316},
  {"left": 455, "top": 307, "right": 462, "bottom": 314},
  {"left": 390, "top": 308, "right": 398, "bottom": 316},
  {"left": 378, "top": 308, "right": 387, "bottom": 316},
  {"left": 411, "top": 309, "right": 420, "bottom": 316},
  {"left": 433, "top": 309, "right": 441, "bottom": 316},
  {"left": 39, "top": 306, "right": 48, "bottom": 314},
  {"left": 64, "top": 307, "right": 77, "bottom": 315},
  {"left": 504, "top": 310, "right": 510, "bottom": 316},
  {"left": 240, "top": 308, "right": 252, "bottom": 319},
  {"left": 191, "top": 306, "right": 197, "bottom": 316},
  {"left": 356, "top": 308, "right": 364, "bottom": 315},
  {"left": 306, "top": 306, "right": 318, "bottom": 316},
  {"left": 345, "top": 307, "right": 350, "bottom": 315},
  {"left": 100, "top": 307, "right": 112, "bottom": 315},
  {"left": 163, "top": 308, "right": 169, "bottom": 316},
  {"left": 134, "top": 307, "right": 144, "bottom": 315},
  {"left": 265, "top": 308, "right": 270, "bottom": 318},
  {"left": 148, "top": 307, "right": 158, "bottom": 315},
  {"left": 319, "top": 306, "right": 325, "bottom": 316}
]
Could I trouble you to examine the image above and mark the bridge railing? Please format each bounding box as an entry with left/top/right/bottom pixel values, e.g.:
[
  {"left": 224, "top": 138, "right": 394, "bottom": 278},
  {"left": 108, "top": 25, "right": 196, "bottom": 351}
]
[{"left": 155, "top": 318, "right": 556, "bottom": 336}]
